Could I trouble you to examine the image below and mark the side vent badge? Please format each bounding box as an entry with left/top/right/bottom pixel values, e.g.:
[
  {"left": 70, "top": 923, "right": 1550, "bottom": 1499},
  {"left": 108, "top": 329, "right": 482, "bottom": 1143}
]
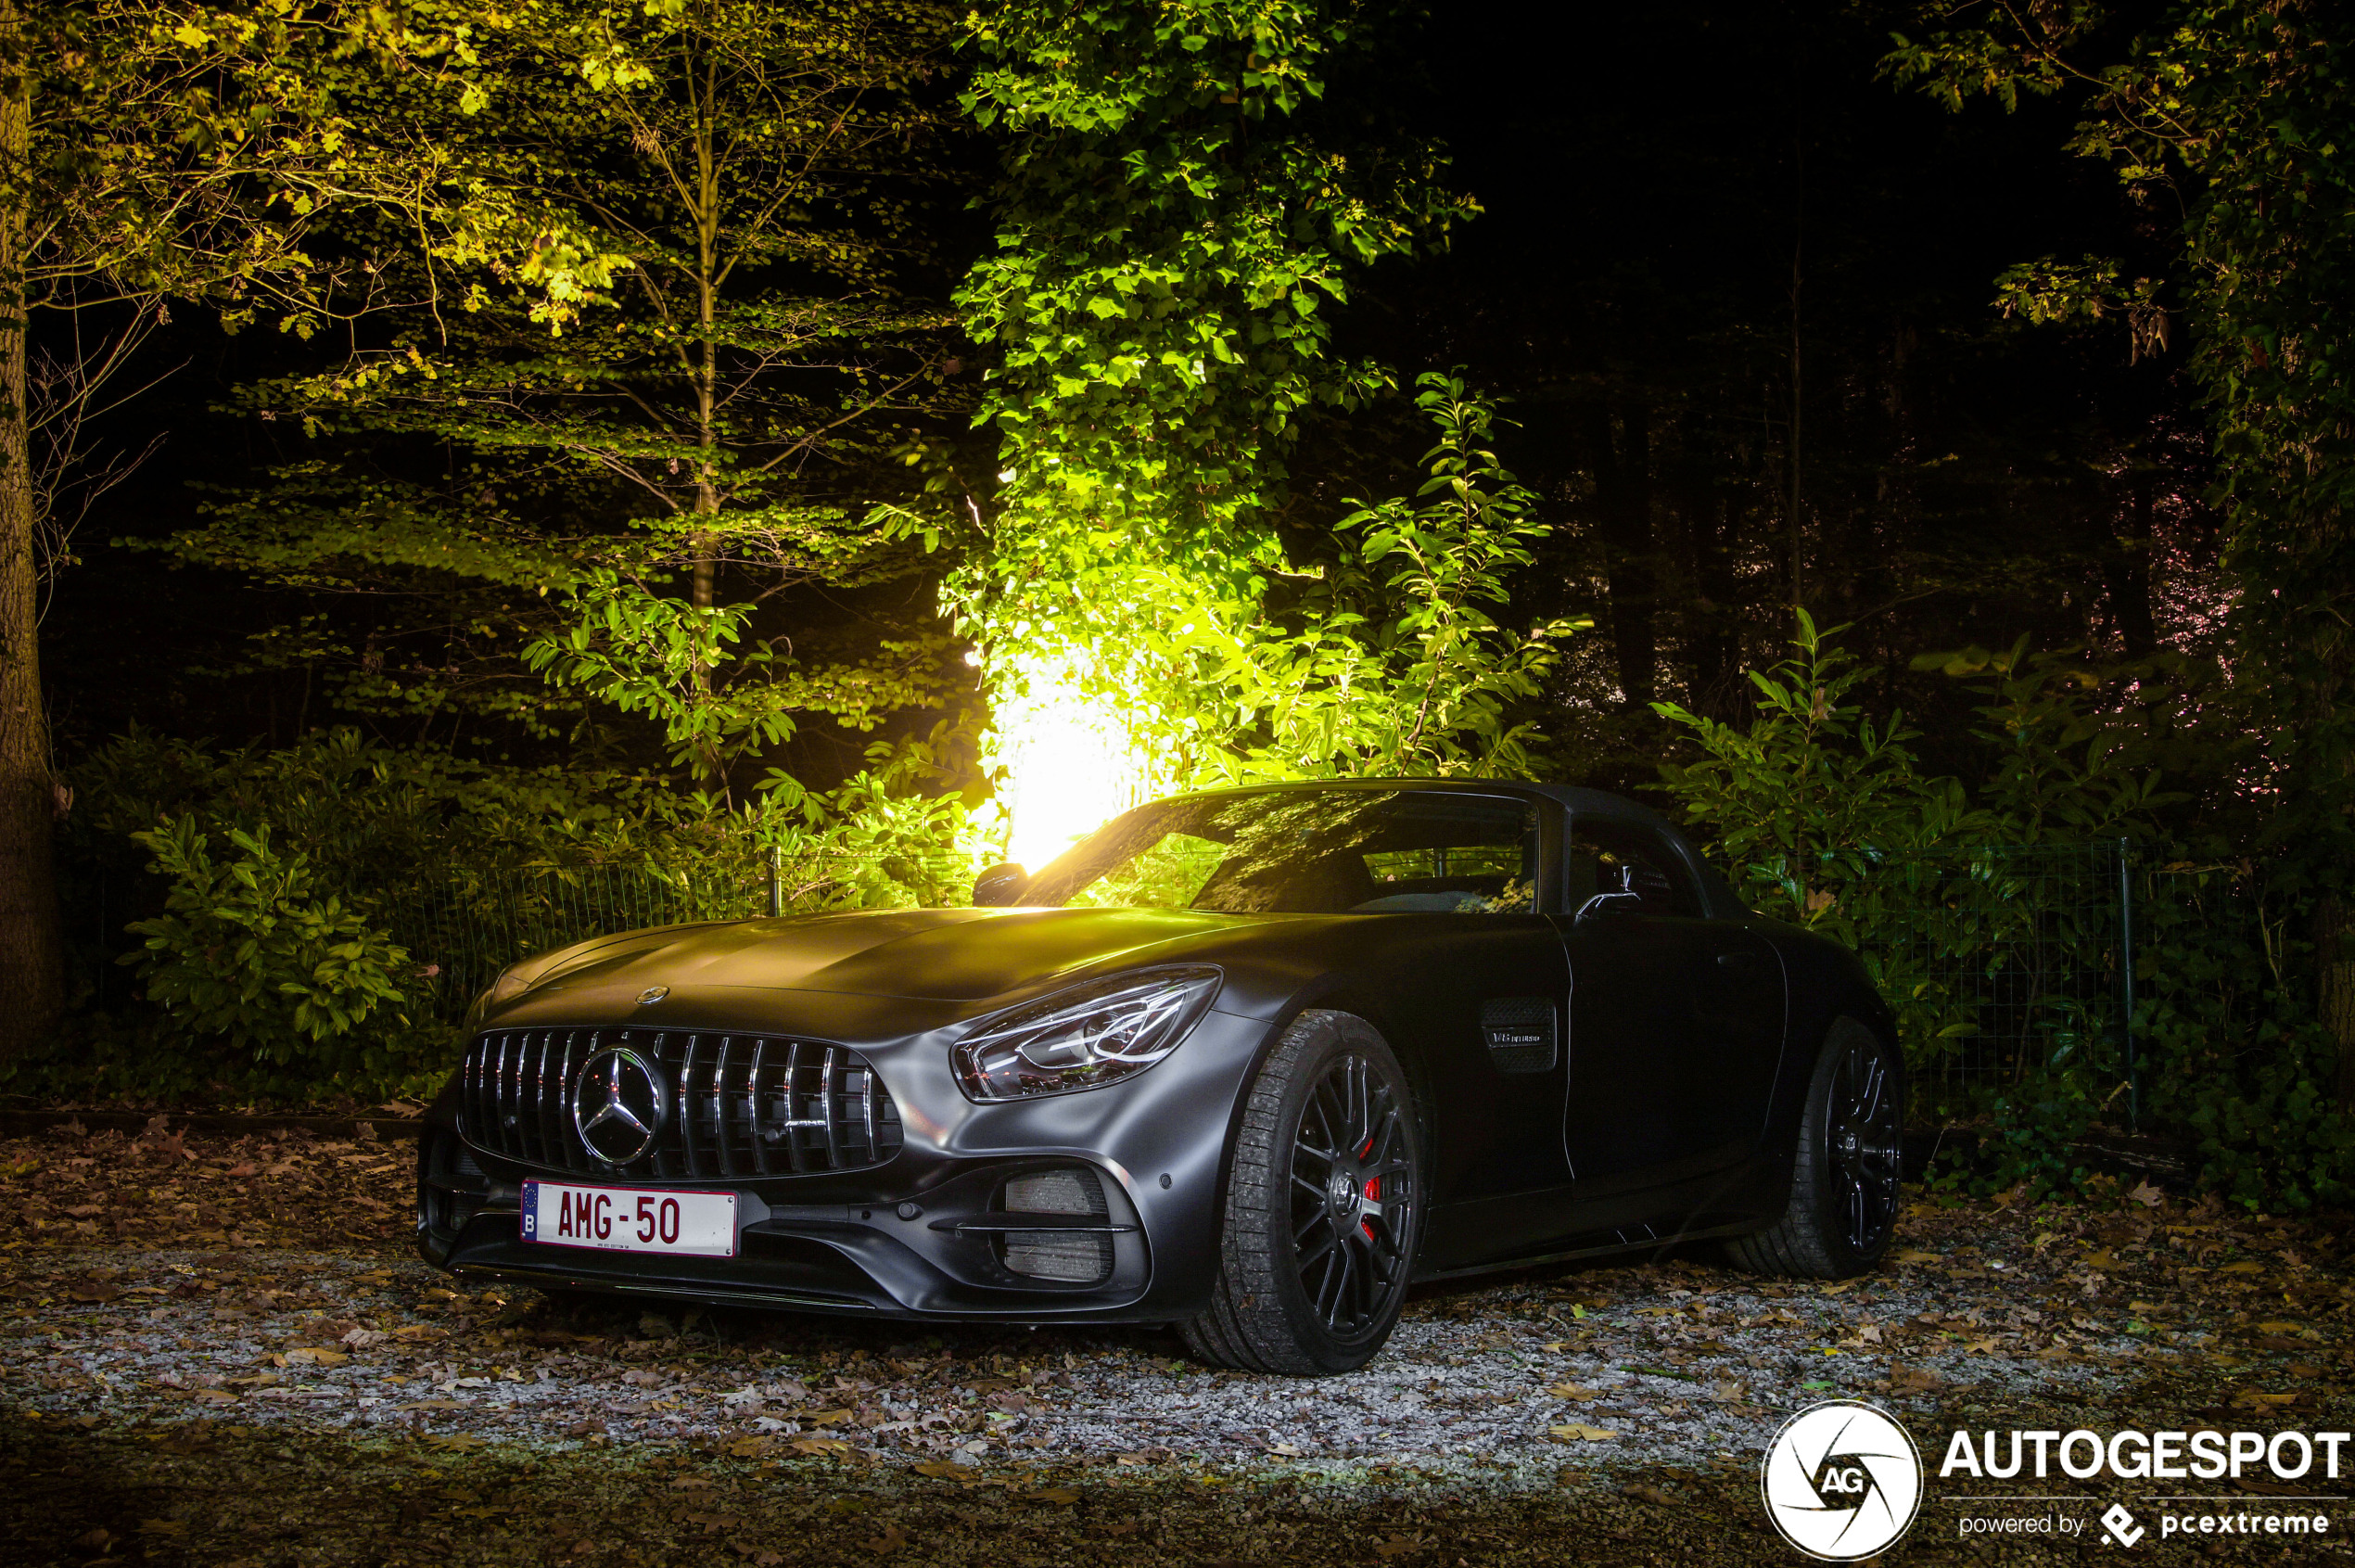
[{"left": 1481, "top": 997, "right": 1558, "bottom": 1074}]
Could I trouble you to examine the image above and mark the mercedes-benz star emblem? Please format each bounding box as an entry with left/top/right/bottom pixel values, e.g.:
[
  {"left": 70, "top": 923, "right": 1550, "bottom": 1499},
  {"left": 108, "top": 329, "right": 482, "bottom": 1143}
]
[
  {"left": 573, "top": 1047, "right": 667, "bottom": 1166},
  {"left": 636, "top": 985, "right": 670, "bottom": 1006}
]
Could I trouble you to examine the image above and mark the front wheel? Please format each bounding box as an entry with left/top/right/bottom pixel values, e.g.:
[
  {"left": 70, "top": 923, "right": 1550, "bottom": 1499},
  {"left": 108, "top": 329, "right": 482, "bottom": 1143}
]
[
  {"left": 1178, "top": 1011, "right": 1425, "bottom": 1375},
  {"left": 1725, "top": 1016, "right": 1903, "bottom": 1279}
]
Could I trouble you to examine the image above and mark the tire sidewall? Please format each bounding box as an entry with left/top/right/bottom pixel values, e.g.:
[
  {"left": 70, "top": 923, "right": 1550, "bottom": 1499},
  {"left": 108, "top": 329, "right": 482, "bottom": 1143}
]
[
  {"left": 1245, "top": 1013, "right": 1426, "bottom": 1370},
  {"left": 1801, "top": 1016, "right": 1903, "bottom": 1274}
]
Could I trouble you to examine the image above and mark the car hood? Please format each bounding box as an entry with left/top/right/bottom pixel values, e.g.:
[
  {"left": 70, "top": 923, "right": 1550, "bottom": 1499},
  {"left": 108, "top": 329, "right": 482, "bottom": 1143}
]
[{"left": 504, "top": 905, "right": 1305, "bottom": 1007}]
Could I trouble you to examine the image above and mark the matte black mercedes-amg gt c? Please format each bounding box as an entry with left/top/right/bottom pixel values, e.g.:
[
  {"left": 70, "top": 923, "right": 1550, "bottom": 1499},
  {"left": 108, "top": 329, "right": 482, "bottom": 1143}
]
[{"left": 416, "top": 779, "right": 1903, "bottom": 1374}]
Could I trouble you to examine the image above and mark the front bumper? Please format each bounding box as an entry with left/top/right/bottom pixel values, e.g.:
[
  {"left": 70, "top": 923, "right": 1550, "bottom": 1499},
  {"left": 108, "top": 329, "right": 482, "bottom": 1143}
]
[{"left": 415, "top": 1004, "right": 1272, "bottom": 1323}]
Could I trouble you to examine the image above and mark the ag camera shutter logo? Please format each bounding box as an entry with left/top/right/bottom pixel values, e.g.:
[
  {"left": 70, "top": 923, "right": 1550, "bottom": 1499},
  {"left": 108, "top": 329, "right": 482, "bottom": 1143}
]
[{"left": 1761, "top": 1399, "right": 1925, "bottom": 1560}]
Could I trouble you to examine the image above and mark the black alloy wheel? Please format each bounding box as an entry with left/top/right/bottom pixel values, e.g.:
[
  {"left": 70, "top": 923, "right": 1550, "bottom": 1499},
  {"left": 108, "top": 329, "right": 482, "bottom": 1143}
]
[
  {"left": 1288, "top": 1051, "right": 1417, "bottom": 1337},
  {"left": 1725, "top": 1016, "right": 1904, "bottom": 1280},
  {"left": 1178, "top": 1011, "right": 1425, "bottom": 1374},
  {"left": 1827, "top": 1024, "right": 1903, "bottom": 1254}
]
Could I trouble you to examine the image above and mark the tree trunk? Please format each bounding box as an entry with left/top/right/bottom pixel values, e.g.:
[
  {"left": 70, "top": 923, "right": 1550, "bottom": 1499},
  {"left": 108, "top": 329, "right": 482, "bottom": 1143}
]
[
  {"left": 1685, "top": 488, "right": 1743, "bottom": 721},
  {"left": 1582, "top": 400, "right": 1657, "bottom": 710},
  {"left": 2319, "top": 895, "right": 2355, "bottom": 1116},
  {"left": 0, "top": 5, "right": 65, "bottom": 1064},
  {"left": 2104, "top": 478, "right": 2160, "bottom": 658}
]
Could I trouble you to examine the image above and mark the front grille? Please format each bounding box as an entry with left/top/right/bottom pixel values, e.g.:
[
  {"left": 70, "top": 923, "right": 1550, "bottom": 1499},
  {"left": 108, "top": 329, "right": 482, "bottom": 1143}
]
[{"left": 461, "top": 1027, "right": 902, "bottom": 1179}]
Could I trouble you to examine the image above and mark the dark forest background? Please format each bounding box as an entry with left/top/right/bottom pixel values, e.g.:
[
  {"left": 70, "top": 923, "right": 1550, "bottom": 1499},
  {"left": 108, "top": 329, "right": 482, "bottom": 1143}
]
[{"left": 44, "top": 0, "right": 2205, "bottom": 785}]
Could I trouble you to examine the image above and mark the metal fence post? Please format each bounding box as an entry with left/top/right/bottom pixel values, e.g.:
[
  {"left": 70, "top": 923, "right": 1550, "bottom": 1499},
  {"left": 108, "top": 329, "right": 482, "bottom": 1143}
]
[{"left": 2118, "top": 835, "right": 2138, "bottom": 1131}]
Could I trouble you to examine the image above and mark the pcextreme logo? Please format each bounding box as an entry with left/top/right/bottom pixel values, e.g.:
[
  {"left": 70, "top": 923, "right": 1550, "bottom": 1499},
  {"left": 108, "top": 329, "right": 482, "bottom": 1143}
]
[{"left": 1760, "top": 1399, "right": 1925, "bottom": 1561}]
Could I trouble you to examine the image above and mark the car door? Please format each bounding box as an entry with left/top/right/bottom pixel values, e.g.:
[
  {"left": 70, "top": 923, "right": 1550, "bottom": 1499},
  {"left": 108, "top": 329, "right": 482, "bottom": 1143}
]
[{"left": 1559, "top": 815, "right": 1786, "bottom": 1194}]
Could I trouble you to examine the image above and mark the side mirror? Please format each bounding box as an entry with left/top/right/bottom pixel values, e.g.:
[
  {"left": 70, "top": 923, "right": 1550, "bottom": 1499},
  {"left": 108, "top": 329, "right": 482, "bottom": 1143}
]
[
  {"left": 1574, "top": 889, "right": 1644, "bottom": 924},
  {"left": 972, "top": 862, "right": 1030, "bottom": 907}
]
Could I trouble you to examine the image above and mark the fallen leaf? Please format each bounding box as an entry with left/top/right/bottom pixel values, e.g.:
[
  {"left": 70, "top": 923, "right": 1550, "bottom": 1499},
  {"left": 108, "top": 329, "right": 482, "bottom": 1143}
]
[
  {"left": 1028, "top": 1489, "right": 1081, "bottom": 1505},
  {"left": 1894, "top": 1249, "right": 1940, "bottom": 1264},
  {"left": 1622, "top": 1483, "right": 1674, "bottom": 1505},
  {"left": 2221, "top": 1261, "right": 2266, "bottom": 1274},
  {"left": 2126, "top": 1180, "right": 2165, "bottom": 1207},
  {"left": 285, "top": 1347, "right": 349, "bottom": 1366},
  {"left": 426, "top": 1434, "right": 486, "bottom": 1452},
  {"left": 788, "top": 1438, "right": 850, "bottom": 1457},
  {"left": 862, "top": 1523, "right": 907, "bottom": 1554},
  {"left": 1267, "top": 1441, "right": 1303, "bottom": 1457},
  {"left": 910, "top": 1461, "right": 963, "bottom": 1478},
  {"left": 1547, "top": 1383, "right": 1600, "bottom": 1401},
  {"left": 806, "top": 1408, "right": 852, "bottom": 1426},
  {"left": 1375, "top": 1536, "right": 1431, "bottom": 1559},
  {"left": 1550, "top": 1423, "right": 1618, "bottom": 1442}
]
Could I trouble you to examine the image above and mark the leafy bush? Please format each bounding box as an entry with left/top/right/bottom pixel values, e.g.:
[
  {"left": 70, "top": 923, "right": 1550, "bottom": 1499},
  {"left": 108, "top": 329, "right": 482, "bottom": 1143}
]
[
  {"left": 124, "top": 818, "right": 430, "bottom": 1093},
  {"left": 1655, "top": 615, "right": 2350, "bottom": 1209}
]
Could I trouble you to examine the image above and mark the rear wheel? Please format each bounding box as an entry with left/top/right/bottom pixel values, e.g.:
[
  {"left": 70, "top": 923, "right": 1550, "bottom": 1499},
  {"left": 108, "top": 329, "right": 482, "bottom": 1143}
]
[
  {"left": 1178, "top": 1011, "right": 1424, "bottom": 1374},
  {"left": 1725, "top": 1016, "right": 1903, "bottom": 1279}
]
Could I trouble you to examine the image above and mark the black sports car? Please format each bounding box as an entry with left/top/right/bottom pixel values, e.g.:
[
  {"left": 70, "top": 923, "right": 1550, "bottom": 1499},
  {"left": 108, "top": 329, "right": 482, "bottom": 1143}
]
[{"left": 416, "top": 779, "right": 1903, "bottom": 1374}]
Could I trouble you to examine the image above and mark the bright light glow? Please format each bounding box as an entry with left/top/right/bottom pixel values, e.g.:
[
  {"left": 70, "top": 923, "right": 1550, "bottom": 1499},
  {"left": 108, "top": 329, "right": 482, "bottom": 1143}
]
[{"left": 992, "top": 650, "right": 1157, "bottom": 873}]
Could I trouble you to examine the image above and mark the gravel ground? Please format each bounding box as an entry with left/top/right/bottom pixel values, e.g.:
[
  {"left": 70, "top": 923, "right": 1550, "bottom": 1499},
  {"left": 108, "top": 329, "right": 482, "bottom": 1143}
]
[{"left": 4, "top": 1121, "right": 2352, "bottom": 1564}]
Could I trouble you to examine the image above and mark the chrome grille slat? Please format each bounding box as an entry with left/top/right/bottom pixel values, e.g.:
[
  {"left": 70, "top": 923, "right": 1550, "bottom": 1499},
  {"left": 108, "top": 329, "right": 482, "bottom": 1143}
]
[
  {"left": 783, "top": 1039, "right": 807, "bottom": 1175},
  {"left": 679, "top": 1034, "right": 703, "bottom": 1177},
  {"left": 746, "top": 1039, "right": 770, "bottom": 1178},
  {"left": 459, "top": 1026, "right": 898, "bottom": 1179},
  {"left": 713, "top": 1037, "right": 735, "bottom": 1172},
  {"left": 820, "top": 1047, "right": 843, "bottom": 1169}
]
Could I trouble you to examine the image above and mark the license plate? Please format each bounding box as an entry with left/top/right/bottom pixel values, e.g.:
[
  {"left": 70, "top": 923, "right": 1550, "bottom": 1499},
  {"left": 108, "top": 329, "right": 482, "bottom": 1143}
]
[{"left": 520, "top": 1180, "right": 737, "bottom": 1258}]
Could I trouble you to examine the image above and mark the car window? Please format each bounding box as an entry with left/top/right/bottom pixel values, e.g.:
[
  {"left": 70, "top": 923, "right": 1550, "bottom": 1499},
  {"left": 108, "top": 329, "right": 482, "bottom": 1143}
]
[
  {"left": 1567, "top": 819, "right": 1702, "bottom": 918},
  {"left": 1024, "top": 790, "right": 1541, "bottom": 915},
  {"left": 1064, "top": 833, "right": 1227, "bottom": 910}
]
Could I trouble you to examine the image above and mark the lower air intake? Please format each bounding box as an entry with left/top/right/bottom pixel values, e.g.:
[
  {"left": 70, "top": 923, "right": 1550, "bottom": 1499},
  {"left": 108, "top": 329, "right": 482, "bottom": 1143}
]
[{"left": 998, "top": 1167, "right": 1114, "bottom": 1284}]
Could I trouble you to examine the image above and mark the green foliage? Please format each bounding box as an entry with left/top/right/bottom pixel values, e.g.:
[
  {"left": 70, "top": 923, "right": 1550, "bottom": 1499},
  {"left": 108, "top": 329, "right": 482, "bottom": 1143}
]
[
  {"left": 1652, "top": 610, "right": 1970, "bottom": 927},
  {"left": 159, "top": 0, "right": 968, "bottom": 776},
  {"left": 955, "top": 0, "right": 1473, "bottom": 603},
  {"left": 1147, "top": 374, "right": 1585, "bottom": 783},
  {"left": 1657, "top": 614, "right": 2349, "bottom": 1208},
  {"left": 760, "top": 721, "right": 995, "bottom": 910},
  {"left": 521, "top": 575, "right": 961, "bottom": 796},
  {"left": 2131, "top": 866, "right": 2354, "bottom": 1210},
  {"left": 1882, "top": 0, "right": 2355, "bottom": 864},
  {"left": 122, "top": 817, "right": 424, "bottom": 1090}
]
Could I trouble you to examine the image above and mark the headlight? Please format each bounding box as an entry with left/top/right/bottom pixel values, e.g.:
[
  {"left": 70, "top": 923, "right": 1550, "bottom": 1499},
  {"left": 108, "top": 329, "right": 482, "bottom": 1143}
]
[{"left": 952, "top": 966, "right": 1222, "bottom": 1103}]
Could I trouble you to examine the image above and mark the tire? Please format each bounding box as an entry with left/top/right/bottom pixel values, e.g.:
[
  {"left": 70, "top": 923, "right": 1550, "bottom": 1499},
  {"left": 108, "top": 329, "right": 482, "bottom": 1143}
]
[
  {"left": 1178, "top": 1010, "right": 1426, "bottom": 1375},
  {"left": 1725, "top": 1016, "right": 1903, "bottom": 1279}
]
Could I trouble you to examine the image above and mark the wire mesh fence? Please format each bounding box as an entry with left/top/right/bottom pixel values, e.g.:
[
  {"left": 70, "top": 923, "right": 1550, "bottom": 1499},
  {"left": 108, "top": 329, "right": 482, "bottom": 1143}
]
[
  {"left": 1849, "top": 840, "right": 2137, "bottom": 1107},
  {"left": 71, "top": 822, "right": 2174, "bottom": 1122},
  {"left": 384, "top": 848, "right": 986, "bottom": 1027}
]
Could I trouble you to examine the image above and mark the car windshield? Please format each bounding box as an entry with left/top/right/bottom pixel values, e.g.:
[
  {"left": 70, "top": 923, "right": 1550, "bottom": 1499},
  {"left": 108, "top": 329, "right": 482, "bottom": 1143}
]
[{"left": 1017, "top": 788, "right": 1540, "bottom": 914}]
